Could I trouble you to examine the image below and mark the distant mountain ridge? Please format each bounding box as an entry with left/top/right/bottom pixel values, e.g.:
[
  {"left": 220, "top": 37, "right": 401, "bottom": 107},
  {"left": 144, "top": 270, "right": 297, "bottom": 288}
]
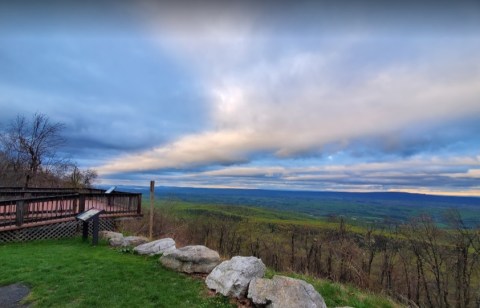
[
  {"left": 99, "top": 185, "right": 480, "bottom": 227},
  {"left": 107, "top": 185, "right": 479, "bottom": 204}
]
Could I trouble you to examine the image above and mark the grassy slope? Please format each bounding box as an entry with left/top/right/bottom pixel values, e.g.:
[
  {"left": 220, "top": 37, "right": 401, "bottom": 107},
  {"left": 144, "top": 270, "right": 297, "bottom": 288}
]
[
  {"left": 0, "top": 239, "right": 232, "bottom": 308},
  {"left": 165, "top": 201, "right": 367, "bottom": 233},
  {"left": 146, "top": 187, "right": 480, "bottom": 228}
]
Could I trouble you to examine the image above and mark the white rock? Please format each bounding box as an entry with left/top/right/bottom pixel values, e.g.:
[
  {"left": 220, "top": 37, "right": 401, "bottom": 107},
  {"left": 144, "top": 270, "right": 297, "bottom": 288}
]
[
  {"left": 134, "top": 238, "right": 176, "bottom": 256},
  {"left": 160, "top": 245, "right": 221, "bottom": 274},
  {"left": 109, "top": 235, "right": 148, "bottom": 247},
  {"left": 109, "top": 237, "right": 125, "bottom": 247},
  {"left": 248, "top": 275, "right": 327, "bottom": 308},
  {"left": 99, "top": 231, "right": 123, "bottom": 241},
  {"left": 206, "top": 256, "right": 266, "bottom": 298},
  {"left": 123, "top": 236, "right": 149, "bottom": 247}
]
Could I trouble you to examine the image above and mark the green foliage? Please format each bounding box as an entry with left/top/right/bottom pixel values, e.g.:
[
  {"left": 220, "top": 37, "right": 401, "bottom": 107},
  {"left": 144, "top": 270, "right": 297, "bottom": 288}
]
[
  {"left": 0, "top": 239, "right": 234, "bottom": 308},
  {"left": 154, "top": 200, "right": 367, "bottom": 233},
  {"left": 147, "top": 188, "right": 480, "bottom": 228},
  {"left": 133, "top": 198, "right": 478, "bottom": 307}
]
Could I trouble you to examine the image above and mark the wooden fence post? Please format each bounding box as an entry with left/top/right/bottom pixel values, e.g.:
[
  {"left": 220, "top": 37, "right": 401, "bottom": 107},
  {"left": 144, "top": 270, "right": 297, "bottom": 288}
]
[
  {"left": 79, "top": 194, "right": 85, "bottom": 213},
  {"left": 73, "top": 197, "right": 78, "bottom": 213},
  {"left": 149, "top": 181, "right": 155, "bottom": 239},
  {"left": 137, "top": 195, "right": 142, "bottom": 214},
  {"left": 15, "top": 200, "right": 26, "bottom": 226}
]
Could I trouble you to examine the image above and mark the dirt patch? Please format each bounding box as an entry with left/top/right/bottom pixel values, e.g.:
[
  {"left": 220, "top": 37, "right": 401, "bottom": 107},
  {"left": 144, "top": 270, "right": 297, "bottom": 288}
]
[{"left": 0, "top": 283, "right": 30, "bottom": 307}]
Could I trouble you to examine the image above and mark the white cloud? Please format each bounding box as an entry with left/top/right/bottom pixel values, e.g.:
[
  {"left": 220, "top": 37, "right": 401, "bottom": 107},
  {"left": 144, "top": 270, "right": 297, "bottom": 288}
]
[{"left": 97, "top": 46, "right": 480, "bottom": 175}]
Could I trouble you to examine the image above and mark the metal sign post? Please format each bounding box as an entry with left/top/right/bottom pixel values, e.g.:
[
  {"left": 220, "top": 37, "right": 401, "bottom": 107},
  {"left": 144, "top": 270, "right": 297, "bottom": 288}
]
[{"left": 76, "top": 208, "right": 104, "bottom": 245}]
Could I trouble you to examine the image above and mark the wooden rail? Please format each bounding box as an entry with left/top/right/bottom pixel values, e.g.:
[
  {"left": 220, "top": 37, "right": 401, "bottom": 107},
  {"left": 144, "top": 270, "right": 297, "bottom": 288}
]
[
  {"left": 0, "top": 190, "right": 142, "bottom": 230},
  {"left": 0, "top": 187, "right": 105, "bottom": 201},
  {"left": 0, "top": 187, "right": 105, "bottom": 192}
]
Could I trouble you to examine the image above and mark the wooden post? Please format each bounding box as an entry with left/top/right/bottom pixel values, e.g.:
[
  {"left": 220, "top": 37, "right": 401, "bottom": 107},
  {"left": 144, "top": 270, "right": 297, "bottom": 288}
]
[
  {"left": 149, "top": 181, "right": 155, "bottom": 239},
  {"left": 15, "top": 200, "right": 25, "bottom": 227},
  {"left": 79, "top": 194, "right": 85, "bottom": 213},
  {"left": 82, "top": 221, "right": 89, "bottom": 241},
  {"left": 92, "top": 216, "right": 99, "bottom": 245},
  {"left": 136, "top": 195, "right": 142, "bottom": 214},
  {"left": 73, "top": 197, "right": 78, "bottom": 213}
]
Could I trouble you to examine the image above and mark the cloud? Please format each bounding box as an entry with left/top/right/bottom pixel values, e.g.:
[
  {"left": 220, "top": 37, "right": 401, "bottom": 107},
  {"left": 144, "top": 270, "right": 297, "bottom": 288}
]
[
  {"left": 98, "top": 154, "right": 480, "bottom": 195},
  {"left": 98, "top": 129, "right": 255, "bottom": 173},
  {"left": 0, "top": 33, "right": 210, "bottom": 166},
  {"left": 97, "top": 41, "right": 480, "bottom": 174}
]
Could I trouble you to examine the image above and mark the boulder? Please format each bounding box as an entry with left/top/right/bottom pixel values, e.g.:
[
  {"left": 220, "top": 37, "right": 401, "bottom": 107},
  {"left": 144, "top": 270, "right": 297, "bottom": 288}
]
[
  {"left": 206, "top": 256, "right": 266, "bottom": 298},
  {"left": 99, "top": 231, "right": 123, "bottom": 241},
  {"left": 134, "top": 238, "right": 176, "bottom": 256},
  {"left": 123, "top": 236, "right": 149, "bottom": 247},
  {"left": 109, "top": 235, "right": 148, "bottom": 247},
  {"left": 248, "top": 275, "right": 327, "bottom": 308},
  {"left": 160, "top": 245, "right": 221, "bottom": 274},
  {"left": 109, "top": 237, "right": 125, "bottom": 247}
]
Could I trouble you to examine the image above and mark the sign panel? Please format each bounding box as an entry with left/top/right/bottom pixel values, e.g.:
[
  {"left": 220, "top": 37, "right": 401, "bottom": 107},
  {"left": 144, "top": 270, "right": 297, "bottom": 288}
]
[
  {"left": 105, "top": 186, "right": 116, "bottom": 194},
  {"left": 76, "top": 208, "right": 102, "bottom": 222}
]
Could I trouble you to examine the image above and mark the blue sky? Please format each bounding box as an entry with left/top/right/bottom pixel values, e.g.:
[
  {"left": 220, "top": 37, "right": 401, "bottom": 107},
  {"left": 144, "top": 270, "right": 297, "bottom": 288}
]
[{"left": 1, "top": 1, "right": 480, "bottom": 195}]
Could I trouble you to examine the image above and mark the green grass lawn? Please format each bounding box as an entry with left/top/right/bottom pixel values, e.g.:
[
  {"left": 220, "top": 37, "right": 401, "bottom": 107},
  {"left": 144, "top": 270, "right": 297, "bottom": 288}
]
[
  {"left": 0, "top": 239, "right": 233, "bottom": 307},
  {"left": 0, "top": 238, "right": 401, "bottom": 308}
]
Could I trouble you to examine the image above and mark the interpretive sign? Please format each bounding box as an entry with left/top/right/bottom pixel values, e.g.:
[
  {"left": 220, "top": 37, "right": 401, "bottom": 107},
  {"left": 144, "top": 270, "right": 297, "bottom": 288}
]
[
  {"left": 76, "top": 208, "right": 104, "bottom": 245},
  {"left": 105, "top": 186, "right": 116, "bottom": 194},
  {"left": 76, "top": 209, "right": 102, "bottom": 222}
]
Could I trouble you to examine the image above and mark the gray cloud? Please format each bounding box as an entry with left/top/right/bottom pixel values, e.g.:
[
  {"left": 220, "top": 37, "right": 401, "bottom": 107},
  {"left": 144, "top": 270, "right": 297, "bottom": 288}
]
[
  {"left": 98, "top": 39, "right": 480, "bottom": 174},
  {"left": 98, "top": 155, "right": 480, "bottom": 196},
  {"left": 0, "top": 34, "right": 210, "bottom": 167}
]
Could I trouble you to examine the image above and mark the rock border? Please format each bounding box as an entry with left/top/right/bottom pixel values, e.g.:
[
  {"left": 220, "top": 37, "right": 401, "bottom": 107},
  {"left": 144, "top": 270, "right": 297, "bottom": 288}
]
[{"left": 108, "top": 233, "right": 328, "bottom": 308}]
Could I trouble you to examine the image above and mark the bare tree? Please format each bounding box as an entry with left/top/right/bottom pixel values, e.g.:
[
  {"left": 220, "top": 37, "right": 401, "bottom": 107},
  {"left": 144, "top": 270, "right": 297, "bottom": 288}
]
[
  {"left": 444, "top": 210, "right": 480, "bottom": 308},
  {"left": 66, "top": 165, "right": 98, "bottom": 189},
  {"left": 1, "top": 113, "right": 65, "bottom": 187}
]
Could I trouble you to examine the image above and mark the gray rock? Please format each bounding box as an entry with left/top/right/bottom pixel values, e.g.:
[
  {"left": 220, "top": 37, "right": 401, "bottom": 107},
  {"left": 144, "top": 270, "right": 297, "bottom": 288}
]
[
  {"left": 160, "top": 245, "right": 221, "bottom": 274},
  {"left": 109, "top": 235, "right": 148, "bottom": 247},
  {"left": 99, "top": 231, "right": 123, "bottom": 241},
  {"left": 248, "top": 275, "right": 327, "bottom": 308},
  {"left": 109, "top": 237, "right": 125, "bottom": 247},
  {"left": 123, "top": 236, "right": 149, "bottom": 247},
  {"left": 134, "top": 238, "right": 176, "bottom": 256},
  {"left": 206, "top": 256, "right": 266, "bottom": 298}
]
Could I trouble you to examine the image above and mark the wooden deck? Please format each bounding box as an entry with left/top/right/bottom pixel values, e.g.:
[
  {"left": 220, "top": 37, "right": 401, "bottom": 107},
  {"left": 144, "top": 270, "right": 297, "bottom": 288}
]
[{"left": 0, "top": 188, "right": 142, "bottom": 231}]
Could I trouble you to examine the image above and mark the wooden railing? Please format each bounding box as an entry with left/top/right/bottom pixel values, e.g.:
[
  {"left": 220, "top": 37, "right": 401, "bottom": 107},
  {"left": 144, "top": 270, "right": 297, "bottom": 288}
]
[
  {"left": 83, "top": 193, "right": 142, "bottom": 215},
  {"left": 0, "top": 187, "right": 105, "bottom": 192},
  {"left": 0, "top": 190, "right": 142, "bottom": 230},
  {"left": 0, "top": 187, "right": 105, "bottom": 201}
]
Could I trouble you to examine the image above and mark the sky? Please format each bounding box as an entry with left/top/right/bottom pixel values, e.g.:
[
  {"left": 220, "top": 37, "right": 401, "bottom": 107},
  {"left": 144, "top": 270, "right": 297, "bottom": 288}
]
[{"left": 1, "top": 1, "right": 480, "bottom": 196}]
